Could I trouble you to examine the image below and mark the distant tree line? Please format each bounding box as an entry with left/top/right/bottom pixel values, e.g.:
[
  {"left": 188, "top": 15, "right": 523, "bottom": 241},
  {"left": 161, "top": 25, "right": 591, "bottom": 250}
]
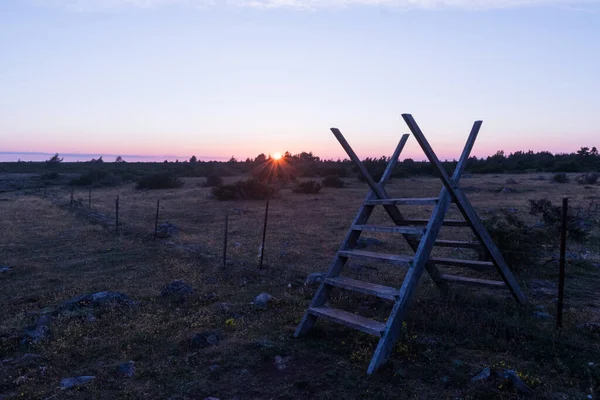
[{"left": 0, "top": 147, "right": 597, "bottom": 188}]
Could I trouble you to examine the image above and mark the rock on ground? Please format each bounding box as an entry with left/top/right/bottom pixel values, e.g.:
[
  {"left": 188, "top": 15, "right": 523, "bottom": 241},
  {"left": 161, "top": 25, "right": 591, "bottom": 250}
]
[
  {"left": 117, "top": 361, "right": 135, "bottom": 378},
  {"left": 160, "top": 280, "right": 194, "bottom": 301},
  {"left": 305, "top": 272, "right": 325, "bottom": 286},
  {"left": 59, "top": 291, "right": 135, "bottom": 314},
  {"left": 155, "top": 222, "right": 179, "bottom": 239},
  {"left": 253, "top": 293, "right": 272, "bottom": 308},
  {"left": 60, "top": 376, "right": 96, "bottom": 390},
  {"left": 470, "top": 366, "right": 491, "bottom": 383},
  {"left": 190, "top": 331, "right": 220, "bottom": 349},
  {"left": 503, "top": 370, "right": 533, "bottom": 394},
  {"left": 0, "top": 266, "right": 12, "bottom": 273}
]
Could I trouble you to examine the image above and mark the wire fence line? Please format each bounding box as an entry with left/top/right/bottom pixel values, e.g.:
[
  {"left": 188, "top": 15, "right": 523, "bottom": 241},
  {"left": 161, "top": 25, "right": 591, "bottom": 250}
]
[{"left": 13, "top": 186, "right": 600, "bottom": 339}]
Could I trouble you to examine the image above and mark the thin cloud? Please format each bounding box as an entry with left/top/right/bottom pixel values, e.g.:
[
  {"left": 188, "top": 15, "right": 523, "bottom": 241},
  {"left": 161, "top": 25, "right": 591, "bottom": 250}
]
[{"left": 30, "top": 0, "right": 600, "bottom": 11}]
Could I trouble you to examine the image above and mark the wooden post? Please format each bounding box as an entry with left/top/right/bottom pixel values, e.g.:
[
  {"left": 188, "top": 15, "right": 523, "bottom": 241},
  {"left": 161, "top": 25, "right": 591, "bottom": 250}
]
[
  {"left": 88, "top": 187, "right": 92, "bottom": 209},
  {"left": 223, "top": 213, "right": 229, "bottom": 267},
  {"left": 557, "top": 197, "right": 568, "bottom": 330},
  {"left": 259, "top": 200, "right": 269, "bottom": 268},
  {"left": 154, "top": 199, "right": 160, "bottom": 240},
  {"left": 115, "top": 196, "right": 120, "bottom": 235},
  {"left": 70, "top": 188, "right": 74, "bottom": 208}
]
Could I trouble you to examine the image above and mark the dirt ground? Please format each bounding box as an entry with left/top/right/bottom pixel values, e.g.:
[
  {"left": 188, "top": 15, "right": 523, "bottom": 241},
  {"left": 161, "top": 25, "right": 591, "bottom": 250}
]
[{"left": 1, "top": 172, "right": 599, "bottom": 399}]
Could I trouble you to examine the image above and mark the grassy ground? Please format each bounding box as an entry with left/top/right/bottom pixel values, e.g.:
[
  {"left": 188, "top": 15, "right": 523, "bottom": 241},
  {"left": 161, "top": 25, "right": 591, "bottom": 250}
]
[{"left": 1, "top": 172, "right": 599, "bottom": 399}]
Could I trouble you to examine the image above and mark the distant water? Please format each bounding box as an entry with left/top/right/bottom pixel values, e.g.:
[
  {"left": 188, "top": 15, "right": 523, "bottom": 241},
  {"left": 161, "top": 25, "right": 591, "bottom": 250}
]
[{"left": 0, "top": 152, "right": 227, "bottom": 163}]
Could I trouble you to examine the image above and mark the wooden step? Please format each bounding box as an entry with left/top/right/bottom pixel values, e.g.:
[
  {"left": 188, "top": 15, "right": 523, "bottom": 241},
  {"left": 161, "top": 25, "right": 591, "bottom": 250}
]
[
  {"left": 338, "top": 249, "right": 412, "bottom": 265},
  {"left": 439, "top": 274, "right": 506, "bottom": 289},
  {"left": 434, "top": 240, "right": 482, "bottom": 249},
  {"left": 325, "top": 276, "right": 399, "bottom": 300},
  {"left": 307, "top": 306, "right": 386, "bottom": 336},
  {"left": 428, "top": 257, "right": 494, "bottom": 272},
  {"left": 395, "top": 218, "right": 470, "bottom": 227},
  {"left": 352, "top": 224, "right": 425, "bottom": 235},
  {"left": 365, "top": 197, "right": 440, "bottom": 206}
]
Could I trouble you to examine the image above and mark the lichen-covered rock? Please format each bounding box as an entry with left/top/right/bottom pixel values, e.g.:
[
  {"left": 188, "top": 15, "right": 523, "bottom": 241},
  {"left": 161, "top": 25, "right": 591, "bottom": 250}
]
[
  {"left": 117, "top": 361, "right": 135, "bottom": 378},
  {"left": 59, "top": 291, "right": 135, "bottom": 313},
  {"left": 160, "top": 280, "right": 194, "bottom": 301},
  {"left": 155, "top": 222, "right": 179, "bottom": 239},
  {"left": 253, "top": 293, "right": 272, "bottom": 308},
  {"left": 190, "top": 331, "right": 220, "bottom": 349},
  {"left": 60, "top": 376, "right": 95, "bottom": 390},
  {"left": 305, "top": 273, "right": 325, "bottom": 286}
]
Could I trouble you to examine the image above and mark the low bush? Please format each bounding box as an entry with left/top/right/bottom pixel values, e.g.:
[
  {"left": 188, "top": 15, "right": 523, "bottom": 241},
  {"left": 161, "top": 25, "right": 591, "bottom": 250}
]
[
  {"left": 293, "top": 180, "right": 322, "bottom": 194},
  {"left": 203, "top": 174, "right": 223, "bottom": 187},
  {"left": 136, "top": 172, "right": 184, "bottom": 190},
  {"left": 483, "top": 209, "right": 552, "bottom": 273},
  {"left": 576, "top": 173, "right": 599, "bottom": 185},
  {"left": 71, "top": 170, "right": 121, "bottom": 187},
  {"left": 40, "top": 172, "right": 60, "bottom": 180},
  {"left": 212, "top": 179, "right": 274, "bottom": 201},
  {"left": 322, "top": 175, "right": 345, "bottom": 188},
  {"left": 552, "top": 173, "right": 569, "bottom": 183},
  {"left": 529, "top": 198, "right": 594, "bottom": 242}
]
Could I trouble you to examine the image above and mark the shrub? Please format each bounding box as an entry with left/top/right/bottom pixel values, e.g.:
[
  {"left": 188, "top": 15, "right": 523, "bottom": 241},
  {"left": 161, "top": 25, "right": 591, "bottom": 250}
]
[
  {"left": 71, "top": 170, "right": 120, "bottom": 187},
  {"left": 293, "top": 180, "right": 322, "bottom": 194},
  {"left": 40, "top": 172, "right": 60, "bottom": 180},
  {"left": 483, "top": 209, "right": 552, "bottom": 273},
  {"left": 203, "top": 174, "right": 223, "bottom": 187},
  {"left": 212, "top": 179, "right": 274, "bottom": 201},
  {"left": 322, "top": 175, "right": 345, "bottom": 188},
  {"left": 529, "top": 198, "right": 594, "bottom": 242},
  {"left": 576, "top": 173, "right": 598, "bottom": 185},
  {"left": 136, "top": 172, "right": 184, "bottom": 190},
  {"left": 552, "top": 173, "right": 569, "bottom": 183}
]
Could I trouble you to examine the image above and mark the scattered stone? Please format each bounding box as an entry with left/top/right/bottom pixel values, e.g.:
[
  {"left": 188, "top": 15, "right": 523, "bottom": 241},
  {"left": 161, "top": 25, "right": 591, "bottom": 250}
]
[
  {"left": 533, "top": 311, "right": 555, "bottom": 320},
  {"left": 12, "top": 353, "right": 43, "bottom": 368},
  {"left": 160, "top": 280, "right": 194, "bottom": 301},
  {"left": 274, "top": 355, "right": 290, "bottom": 371},
  {"left": 191, "top": 331, "right": 220, "bottom": 349},
  {"left": 505, "top": 178, "right": 518, "bottom": 184},
  {"left": 305, "top": 272, "right": 325, "bottom": 286},
  {"left": 117, "top": 361, "right": 135, "bottom": 378},
  {"left": 60, "top": 376, "right": 96, "bottom": 390},
  {"left": 503, "top": 370, "right": 533, "bottom": 394},
  {"left": 355, "top": 237, "right": 385, "bottom": 249},
  {"left": 501, "top": 187, "right": 516, "bottom": 193},
  {"left": 204, "top": 293, "right": 218, "bottom": 302},
  {"left": 85, "top": 314, "right": 97, "bottom": 323},
  {"left": 59, "top": 291, "right": 135, "bottom": 313},
  {"left": 155, "top": 222, "right": 179, "bottom": 239},
  {"left": 577, "top": 322, "right": 600, "bottom": 333},
  {"left": 452, "top": 359, "right": 464, "bottom": 367},
  {"left": 252, "top": 339, "right": 275, "bottom": 349},
  {"left": 414, "top": 336, "right": 437, "bottom": 346},
  {"left": 204, "top": 397, "right": 220, "bottom": 400},
  {"left": 253, "top": 293, "right": 273, "bottom": 308},
  {"left": 22, "top": 324, "right": 51, "bottom": 344},
  {"left": 209, "top": 364, "right": 220, "bottom": 372},
  {"left": 0, "top": 267, "right": 12, "bottom": 273},
  {"left": 470, "top": 366, "right": 491, "bottom": 383}
]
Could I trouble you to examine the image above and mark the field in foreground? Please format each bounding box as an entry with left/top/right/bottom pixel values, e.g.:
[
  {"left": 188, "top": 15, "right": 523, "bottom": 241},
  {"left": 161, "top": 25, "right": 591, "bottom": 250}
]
[{"left": 1, "top": 172, "right": 600, "bottom": 399}]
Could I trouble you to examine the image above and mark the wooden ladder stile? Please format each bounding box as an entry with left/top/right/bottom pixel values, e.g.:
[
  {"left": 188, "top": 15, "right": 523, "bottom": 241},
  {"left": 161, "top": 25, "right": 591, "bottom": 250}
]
[{"left": 294, "top": 115, "right": 528, "bottom": 375}]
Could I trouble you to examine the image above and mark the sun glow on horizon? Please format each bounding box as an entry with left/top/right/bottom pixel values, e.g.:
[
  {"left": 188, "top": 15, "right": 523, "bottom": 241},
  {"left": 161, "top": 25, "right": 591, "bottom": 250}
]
[{"left": 272, "top": 152, "right": 282, "bottom": 160}]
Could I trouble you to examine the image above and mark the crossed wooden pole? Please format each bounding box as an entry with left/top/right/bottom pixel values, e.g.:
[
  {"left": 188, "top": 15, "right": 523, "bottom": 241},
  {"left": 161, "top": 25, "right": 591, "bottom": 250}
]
[{"left": 295, "top": 114, "right": 527, "bottom": 375}]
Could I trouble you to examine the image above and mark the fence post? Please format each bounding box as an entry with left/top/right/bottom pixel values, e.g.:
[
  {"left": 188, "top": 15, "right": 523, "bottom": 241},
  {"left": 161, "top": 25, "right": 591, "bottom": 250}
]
[
  {"left": 154, "top": 199, "right": 160, "bottom": 240},
  {"left": 88, "top": 187, "right": 92, "bottom": 209},
  {"left": 115, "top": 196, "right": 120, "bottom": 235},
  {"left": 259, "top": 200, "right": 269, "bottom": 268},
  {"left": 70, "top": 188, "right": 74, "bottom": 208},
  {"left": 557, "top": 197, "right": 568, "bottom": 330},
  {"left": 223, "top": 213, "right": 229, "bottom": 267}
]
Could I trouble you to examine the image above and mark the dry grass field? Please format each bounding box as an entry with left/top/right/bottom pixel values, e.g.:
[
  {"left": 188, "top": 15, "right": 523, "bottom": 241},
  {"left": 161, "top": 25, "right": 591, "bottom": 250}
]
[{"left": 1, "top": 172, "right": 600, "bottom": 399}]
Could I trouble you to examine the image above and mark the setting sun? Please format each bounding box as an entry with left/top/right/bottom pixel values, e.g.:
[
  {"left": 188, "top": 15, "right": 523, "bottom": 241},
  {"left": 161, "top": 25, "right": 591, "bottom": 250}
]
[{"left": 272, "top": 152, "right": 282, "bottom": 160}]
